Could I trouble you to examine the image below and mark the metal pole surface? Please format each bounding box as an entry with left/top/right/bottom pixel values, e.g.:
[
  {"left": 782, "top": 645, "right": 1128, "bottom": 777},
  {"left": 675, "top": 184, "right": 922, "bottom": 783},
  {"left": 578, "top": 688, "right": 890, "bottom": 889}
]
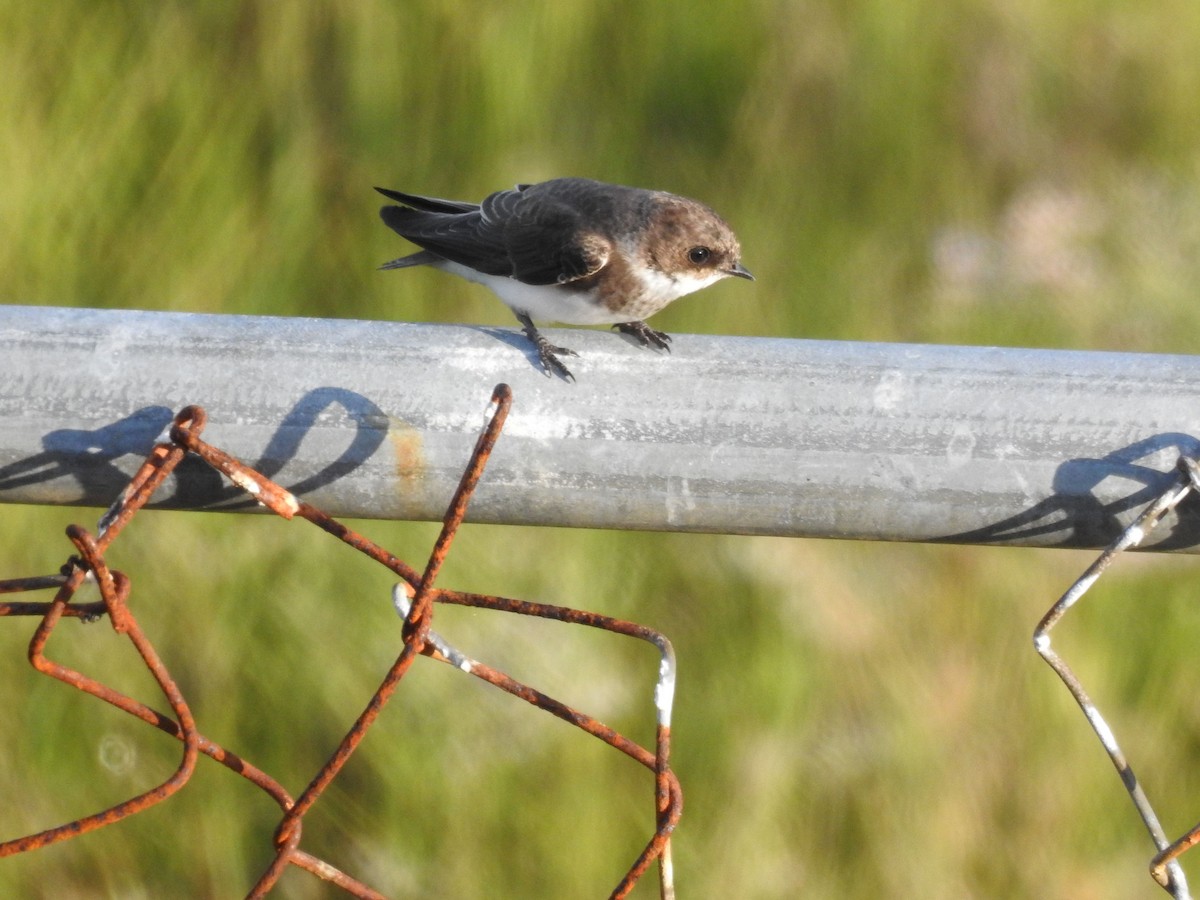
[{"left": 3, "top": 304, "right": 1200, "bottom": 551}]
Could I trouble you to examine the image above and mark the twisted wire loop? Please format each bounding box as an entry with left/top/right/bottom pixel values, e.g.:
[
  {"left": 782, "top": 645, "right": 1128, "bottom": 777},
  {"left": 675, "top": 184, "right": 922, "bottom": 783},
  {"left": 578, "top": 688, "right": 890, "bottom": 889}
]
[
  {"left": 0, "top": 385, "right": 680, "bottom": 899},
  {"left": 1034, "top": 455, "right": 1200, "bottom": 900}
]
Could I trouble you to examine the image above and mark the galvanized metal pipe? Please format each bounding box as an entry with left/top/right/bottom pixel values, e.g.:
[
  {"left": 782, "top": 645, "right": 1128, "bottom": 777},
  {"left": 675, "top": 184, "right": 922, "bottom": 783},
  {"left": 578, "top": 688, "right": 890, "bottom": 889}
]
[{"left": 2, "top": 304, "right": 1200, "bottom": 551}]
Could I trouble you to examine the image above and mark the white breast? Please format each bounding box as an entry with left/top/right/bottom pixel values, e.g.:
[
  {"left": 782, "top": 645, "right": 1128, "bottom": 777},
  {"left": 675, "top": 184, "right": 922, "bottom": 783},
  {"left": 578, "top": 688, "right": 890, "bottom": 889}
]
[
  {"left": 436, "top": 261, "right": 620, "bottom": 324},
  {"left": 435, "top": 258, "right": 724, "bottom": 325}
]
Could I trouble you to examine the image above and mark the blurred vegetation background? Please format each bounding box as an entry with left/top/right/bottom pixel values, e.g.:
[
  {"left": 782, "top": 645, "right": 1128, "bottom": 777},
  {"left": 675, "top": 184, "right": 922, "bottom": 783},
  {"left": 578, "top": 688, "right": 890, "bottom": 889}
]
[{"left": 4, "top": 2, "right": 1200, "bottom": 897}]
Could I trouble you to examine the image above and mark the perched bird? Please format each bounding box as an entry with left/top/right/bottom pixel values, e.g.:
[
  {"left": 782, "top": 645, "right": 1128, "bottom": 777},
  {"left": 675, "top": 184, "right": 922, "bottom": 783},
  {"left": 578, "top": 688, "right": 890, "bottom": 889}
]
[{"left": 376, "top": 177, "right": 753, "bottom": 380}]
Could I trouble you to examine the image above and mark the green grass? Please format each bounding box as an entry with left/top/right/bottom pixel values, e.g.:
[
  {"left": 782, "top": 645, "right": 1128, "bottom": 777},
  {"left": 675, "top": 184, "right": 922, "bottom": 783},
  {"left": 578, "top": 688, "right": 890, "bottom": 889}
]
[{"left": 5, "top": 2, "right": 1200, "bottom": 897}]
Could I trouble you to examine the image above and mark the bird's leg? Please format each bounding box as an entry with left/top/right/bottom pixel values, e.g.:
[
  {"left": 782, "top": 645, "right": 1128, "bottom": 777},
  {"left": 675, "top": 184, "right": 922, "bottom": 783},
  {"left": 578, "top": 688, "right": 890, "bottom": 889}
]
[
  {"left": 515, "top": 311, "right": 579, "bottom": 381},
  {"left": 614, "top": 320, "right": 672, "bottom": 352}
]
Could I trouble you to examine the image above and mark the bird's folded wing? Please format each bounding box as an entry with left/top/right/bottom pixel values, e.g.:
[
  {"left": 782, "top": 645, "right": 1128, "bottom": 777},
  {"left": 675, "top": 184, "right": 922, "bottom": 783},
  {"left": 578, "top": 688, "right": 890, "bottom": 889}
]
[
  {"left": 378, "top": 205, "right": 514, "bottom": 277},
  {"left": 484, "top": 187, "right": 611, "bottom": 286}
]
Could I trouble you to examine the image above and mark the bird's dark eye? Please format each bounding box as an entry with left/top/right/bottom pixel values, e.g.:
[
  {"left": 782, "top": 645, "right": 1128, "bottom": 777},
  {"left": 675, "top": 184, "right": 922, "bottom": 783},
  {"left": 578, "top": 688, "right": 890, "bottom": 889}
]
[{"left": 687, "top": 246, "right": 711, "bottom": 265}]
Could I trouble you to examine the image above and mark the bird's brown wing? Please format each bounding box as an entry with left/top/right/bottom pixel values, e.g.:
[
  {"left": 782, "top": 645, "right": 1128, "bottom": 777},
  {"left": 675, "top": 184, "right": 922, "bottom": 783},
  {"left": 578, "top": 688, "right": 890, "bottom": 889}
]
[
  {"left": 486, "top": 184, "right": 611, "bottom": 286},
  {"left": 378, "top": 199, "right": 513, "bottom": 277},
  {"left": 378, "top": 181, "right": 614, "bottom": 285}
]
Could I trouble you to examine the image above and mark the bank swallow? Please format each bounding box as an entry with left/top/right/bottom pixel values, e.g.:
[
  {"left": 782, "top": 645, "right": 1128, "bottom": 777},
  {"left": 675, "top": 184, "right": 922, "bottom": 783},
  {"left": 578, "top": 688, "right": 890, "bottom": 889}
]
[{"left": 376, "top": 177, "right": 753, "bottom": 380}]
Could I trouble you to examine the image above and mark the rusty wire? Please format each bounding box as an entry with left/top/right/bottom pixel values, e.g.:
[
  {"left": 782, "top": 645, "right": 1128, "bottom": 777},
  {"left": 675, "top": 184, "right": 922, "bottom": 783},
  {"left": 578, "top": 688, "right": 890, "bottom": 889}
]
[
  {"left": 0, "top": 384, "right": 679, "bottom": 899},
  {"left": 1034, "top": 454, "right": 1200, "bottom": 900}
]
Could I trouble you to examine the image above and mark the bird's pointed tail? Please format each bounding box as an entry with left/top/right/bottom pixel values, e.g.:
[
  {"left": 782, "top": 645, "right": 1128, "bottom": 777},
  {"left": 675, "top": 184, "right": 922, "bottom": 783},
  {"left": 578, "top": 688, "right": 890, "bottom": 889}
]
[{"left": 378, "top": 249, "right": 443, "bottom": 270}]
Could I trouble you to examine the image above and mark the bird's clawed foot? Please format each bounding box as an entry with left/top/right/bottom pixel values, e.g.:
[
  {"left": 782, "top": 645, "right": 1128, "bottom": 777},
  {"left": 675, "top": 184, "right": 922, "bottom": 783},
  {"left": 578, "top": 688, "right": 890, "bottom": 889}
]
[
  {"left": 614, "top": 320, "right": 672, "bottom": 352},
  {"left": 517, "top": 312, "right": 578, "bottom": 381}
]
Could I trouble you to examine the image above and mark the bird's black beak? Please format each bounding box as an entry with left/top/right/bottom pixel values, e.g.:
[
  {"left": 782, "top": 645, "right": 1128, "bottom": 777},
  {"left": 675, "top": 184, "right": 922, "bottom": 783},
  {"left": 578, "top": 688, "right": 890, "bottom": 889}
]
[{"left": 728, "top": 263, "right": 755, "bottom": 281}]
